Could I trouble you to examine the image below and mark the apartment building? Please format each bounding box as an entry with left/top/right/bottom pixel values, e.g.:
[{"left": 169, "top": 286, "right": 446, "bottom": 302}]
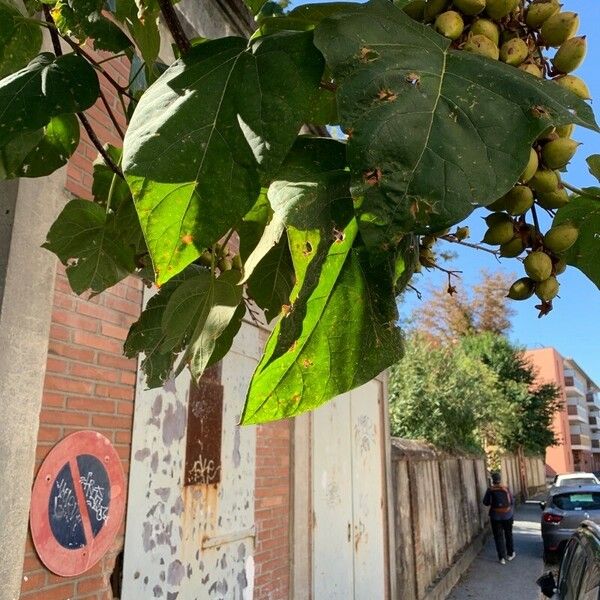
[{"left": 526, "top": 348, "right": 600, "bottom": 476}]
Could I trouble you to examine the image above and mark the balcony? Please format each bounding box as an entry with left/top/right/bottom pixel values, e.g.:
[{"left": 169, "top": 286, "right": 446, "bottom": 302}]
[
  {"left": 587, "top": 392, "right": 600, "bottom": 407},
  {"left": 590, "top": 416, "right": 599, "bottom": 430},
  {"left": 564, "top": 372, "right": 587, "bottom": 397},
  {"left": 571, "top": 433, "right": 592, "bottom": 451},
  {"left": 568, "top": 403, "right": 589, "bottom": 423}
]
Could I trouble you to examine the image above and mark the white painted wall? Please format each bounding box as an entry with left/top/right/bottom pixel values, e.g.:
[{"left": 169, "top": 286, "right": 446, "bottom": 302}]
[{"left": 122, "top": 320, "right": 260, "bottom": 600}]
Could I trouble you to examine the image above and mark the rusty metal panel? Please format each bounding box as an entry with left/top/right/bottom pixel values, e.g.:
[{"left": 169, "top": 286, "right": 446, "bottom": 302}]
[
  {"left": 184, "top": 377, "right": 223, "bottom": 486},
  {"left": 122, "top": 318, "right": 260, "bottom": 600}
]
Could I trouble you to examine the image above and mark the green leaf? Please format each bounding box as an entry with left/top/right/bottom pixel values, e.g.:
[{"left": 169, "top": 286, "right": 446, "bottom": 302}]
[
  {"left": 313, "top": 0, "right": 599, "bottom": 251},
  {"left": 0, "top": 0, "right": 43, "bottom": 78},
  {"left": 92, "top": 145, "right": 131, "bottom": 209},
  {"left": 246, "top": 233, "right": 295, "bottom": 321},
  {"left": 206, "top": 301, "right": 246, "bottom": 368},
  {"left": 241, "top": 217, "right": 404, "bottom": 424},
  {"left": 553, "top": 193, "right": 600, "bottom": 290},
  {"left": 0, "top": 114, "right": 79, "bottom": 180},
  {"left": 124, "top": 266, "right": 203, "bottom": 388},
  {"left": 161, "top": 270, "right": 243, "bottom": 381},
  {"left": 52, "top": 0, "right": 133, "bottom": 53},
  {"left": 114, "top": 0, "right": 160, "bottom": 66},
  {"left": 0, "top": 52, "right": 99, "bottom": 150},
  {"left": 588, "top": 155, "right": 600, "bottom": 183},
  {"left": 123, "top": 31, "right": 325, "bottom": 285},
  {"left": 42, "top": 199, "right": 136, "bottom": 295}
]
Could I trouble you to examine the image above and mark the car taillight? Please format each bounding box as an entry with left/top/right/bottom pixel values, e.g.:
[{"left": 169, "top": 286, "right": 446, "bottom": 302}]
[{"left": 543, "top": 513, "right": 564, "bottom": 524}]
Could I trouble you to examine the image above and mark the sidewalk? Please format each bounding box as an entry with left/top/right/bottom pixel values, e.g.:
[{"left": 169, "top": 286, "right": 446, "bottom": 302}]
[{"left": 447, "top": 501, "right": 546, "bottom": 600}]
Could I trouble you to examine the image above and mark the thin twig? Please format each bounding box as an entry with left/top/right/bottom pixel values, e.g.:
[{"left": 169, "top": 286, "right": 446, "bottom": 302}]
[
  {"left": 440, "top": 235, "right": 501, "bottom": 260},
  {"left": 43, "top": 5, "right": 62, "bottom": 55},
  {"left": 43, "top": 8, "right": 125, "bottom": 179},
  {"left": 78, "top": 113, "right": 124, "bottom": 178},
  {"left": 60, "top": 36, "right": 136, "bottom": 99},
  {"left": 98, "top": 88, "right": 125, "bottom": 140},
  {"left": 562, "top": 180, "right": 600, "bottom": 199},
  {"left": 406, "top": 284, "right": 423, "bottom": 300},
  {"left": 157, "top": 0, "right": 191, "bottom": 55}
]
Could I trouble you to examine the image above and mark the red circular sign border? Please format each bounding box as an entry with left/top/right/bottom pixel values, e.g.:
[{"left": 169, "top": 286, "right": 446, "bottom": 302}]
[{"left": 30, "top": 430, "right": 126, "bottom": 577}]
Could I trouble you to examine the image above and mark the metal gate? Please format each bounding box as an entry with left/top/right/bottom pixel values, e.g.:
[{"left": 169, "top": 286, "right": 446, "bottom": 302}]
[{"left": 311, "top": 379, "right": 390, "bottom": 599}]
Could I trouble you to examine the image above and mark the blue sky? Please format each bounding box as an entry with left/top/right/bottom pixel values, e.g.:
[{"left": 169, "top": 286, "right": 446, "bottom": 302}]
[{"left": 287, "top": 0, "right": 600, "bottom": 383}]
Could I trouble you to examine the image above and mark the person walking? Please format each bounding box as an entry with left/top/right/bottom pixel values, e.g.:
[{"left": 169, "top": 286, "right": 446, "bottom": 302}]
[{"left": 483, "top": 471, "right": 516, "bottom": 565}]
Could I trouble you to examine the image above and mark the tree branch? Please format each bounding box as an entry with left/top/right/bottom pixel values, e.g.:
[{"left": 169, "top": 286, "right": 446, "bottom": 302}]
[
  {"left": 98, "top": 88, "right": 125, "bottom": 140},
  {"left": 440, "top": 235, "right": 501, "bottom": 259},
  {"left": 60, "top": 36, "right": 136, "bottom": 100},
  {"left": 562, "top": 180, "right": 600, "bottom": 200},
  {"left": 157, "top": 0, "right": 191, "bottom": 55},
  {"left": 78, "top": 113, "right": 124, "bottom": 178}
]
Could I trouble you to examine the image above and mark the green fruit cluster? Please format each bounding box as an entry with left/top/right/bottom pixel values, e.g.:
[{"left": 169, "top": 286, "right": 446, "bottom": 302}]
[{"left": 405, "top": 0, "right": 591, "bottom": 313}]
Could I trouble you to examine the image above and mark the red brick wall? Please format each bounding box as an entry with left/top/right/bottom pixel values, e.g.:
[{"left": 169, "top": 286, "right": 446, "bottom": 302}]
[
  {"left": 19, "top": 51, "right": 141, "bottom": 600},
  {"left": 254, "top": 420, "right": 292, "bottom": 600}
]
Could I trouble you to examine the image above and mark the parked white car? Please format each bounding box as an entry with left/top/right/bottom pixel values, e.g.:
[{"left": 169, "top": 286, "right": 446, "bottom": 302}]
[{"left": 552, "top": 473, "right": 600, "bottom": 487}]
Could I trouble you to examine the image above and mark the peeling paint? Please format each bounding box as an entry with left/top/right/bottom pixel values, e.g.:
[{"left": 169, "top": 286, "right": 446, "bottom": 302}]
[
  {"left": 232, "top": 426, "right": 241, "bottom": 467},
  {"left": 155, "top": 487, "right": 170, "bottom": 502},
  {"left": 170, "top": 496, "right": 184, "bottom": 516},
  {"left": 153, "top": 584, "right": 163, "bottom": 597},
  {"left": 166, "top": 593, "right": 179, "bottom": 600},
  {"left": 167, "top": 560, "right": 185, "bottom": 586},
  {"left": 162, "top": 402, "right": 186, "bottom": 447},
  {"left": 135, "top": 448, "right": 151, "bottom": 461},
  {"left": 143, "top": 522, "right": 156, "bottom": 552},
  {"left": 151, "top": 452, "right": 159, "bottom": 474}
]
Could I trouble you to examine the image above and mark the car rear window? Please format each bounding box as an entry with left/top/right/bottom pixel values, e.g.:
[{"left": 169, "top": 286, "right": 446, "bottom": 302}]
[
  {"left": 553, "top": 493, "right": 600, "bottom": 511},
  {"left": 558, "top": 478, "right": 597, "bottom": 487}
]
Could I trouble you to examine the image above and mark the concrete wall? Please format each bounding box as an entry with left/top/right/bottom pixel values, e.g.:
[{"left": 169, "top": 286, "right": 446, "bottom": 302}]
[{"left": 390, "top": 439, "right": 545, "bottom": 600}]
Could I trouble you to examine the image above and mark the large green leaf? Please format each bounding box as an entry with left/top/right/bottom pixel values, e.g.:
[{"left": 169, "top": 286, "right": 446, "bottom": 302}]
[
  {"left": 0, "top": 0, "right": 42, "bottom": 78},
  {"left": 588, "top": 155, "right": 600, "bottom": 183},
  {"left": 0, "top": 53, "right": 99, "bottom": 150},
  {"left": 124, "top": 266, "right": 203, "bottom": 388},
  {"left": 313, "top": 0, "right": 599, "bottom": 251},
  {"left": 553, "top": 192, "right": 600, "bottom": 290},
  {"left": 0, "top": 114, "right": 79, "bottom": 180},
  {"left": 241, "top": 215, "right": 404, "bottom": 424},
  {"left": 43, "top": 199, "right": 136, "bottom": 295},
  {"left": 123, "top": 31, "right": 324, "bottom": 285},
  {"left": 161, "top": 270, "right": 244, "bottom": 381}
]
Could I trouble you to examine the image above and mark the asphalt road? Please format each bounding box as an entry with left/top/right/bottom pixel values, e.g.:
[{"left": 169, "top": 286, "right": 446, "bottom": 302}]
[{"left": 448, "top": 501, "right": 548, "bottom": 600}]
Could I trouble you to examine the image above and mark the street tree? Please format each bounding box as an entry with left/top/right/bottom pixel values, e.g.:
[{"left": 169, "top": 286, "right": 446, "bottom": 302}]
[{"left": 1, "top": 0, "right": 599, "bottom": 424}]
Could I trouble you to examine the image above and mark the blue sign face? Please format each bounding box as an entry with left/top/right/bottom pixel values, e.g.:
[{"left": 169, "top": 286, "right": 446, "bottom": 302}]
[{"left": 48, "top": 454, "right": 111, "bottom": 549}]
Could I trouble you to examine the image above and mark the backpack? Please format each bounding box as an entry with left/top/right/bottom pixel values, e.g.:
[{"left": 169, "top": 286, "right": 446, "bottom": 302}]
[{"left": 490, "top": 485, "right": 512, "bottom": 514}]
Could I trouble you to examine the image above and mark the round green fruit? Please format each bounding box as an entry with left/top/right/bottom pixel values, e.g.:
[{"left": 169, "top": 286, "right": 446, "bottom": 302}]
[
  {"left": 500, "top": 237, "right": 526, "bottom": 258},
  {"left": 482, "top": 221, "right": 515, "bottom": 245},
  {"left": 554, "top": 258, "right": 567, "bottom": 274},
  {"left": 520, "top": 148, "right": 539, "bottom": 183},
  {"left": 503, "top": 185, "right": 534, "bottom": 215},
  {"left": 524, "top": 251, "right": 553, "bottom": 282},
  {"left": 526, "top": 1, "right": 560, "bottom": 28},
  {"left": 485, "top": 211, "right": 512, "bottom": 226},
  {"left": 424, "top": 0, "right": 449, "bottom": 22},
  {"left": 530, "top": 169, "right": 560, "bottom": 193},
  {"left": 555, "top": 124, "right": 574, "bottom": 138},
  {"left": 487, "top": 195, "right": 509, "bottom": 211},
  {"left": 553, "top": 36, "right": 587, "bottom": 73},
  {"left": 435, "top": 11, "right": 465, "bottom": 39},
  {"left": 453, "top": 0, "right": 485, "bottom": 15},
  {"left": 554, "top": 74, "right": 591, "bottom": 99},
  {"left": 536, "top": 188, "right": 570, "bottom": 209},
  {"left": 544, "top": 222, "right": 579, "bottom": 253},
  {"left": 486, "top": 0, "right": 519, "bottom": 20},
  {"left": 535, "top": 276, "right": 560, "bottom": 301},
  {"left": 541, "top": 138, "right": 580, "bottom": 169},
  {"left": 519, "top": 63, "right": 543, "bottom": 78},
  {"left": 507, "top": 278, "right": 536, "bottom": 300},
  {"left": 541, "top": 12, "right": 579, "bottom": 47},
  {"left": 402, "top": 0, "right": 426, "bottom": 19},
  {"left": 470, "top": 19, "right": 500, "bottom": 45},
  {"left": 500, "top": 38, "right": 529, "bottom": 66},
  {"left": 464, "top": 34, "right": 500, "bottom": 60}
]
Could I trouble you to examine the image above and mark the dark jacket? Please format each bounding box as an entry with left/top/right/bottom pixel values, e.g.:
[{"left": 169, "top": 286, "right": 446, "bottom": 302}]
[{"left": 483, "top": 484, "right": 515, "bottom": 520}]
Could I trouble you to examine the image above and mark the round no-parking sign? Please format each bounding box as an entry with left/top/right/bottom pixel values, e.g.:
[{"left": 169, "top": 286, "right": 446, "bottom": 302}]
[{"left": 30, "top": 431, "right": 125, "bottom": 577}]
